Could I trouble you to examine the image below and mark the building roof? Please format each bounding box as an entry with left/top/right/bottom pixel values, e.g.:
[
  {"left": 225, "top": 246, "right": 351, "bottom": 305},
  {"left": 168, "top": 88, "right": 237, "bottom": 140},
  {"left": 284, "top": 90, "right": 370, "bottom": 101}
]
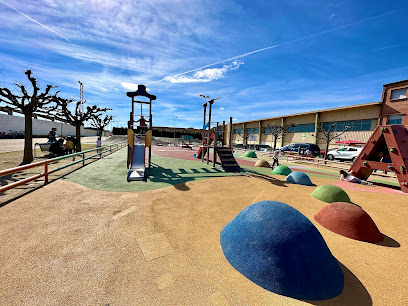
[
  {"left": 234, "top": 101, "right": 382, "bottom": 124},
  {"left": 383, "top": 79, "right": 408, "bottom": 87}
]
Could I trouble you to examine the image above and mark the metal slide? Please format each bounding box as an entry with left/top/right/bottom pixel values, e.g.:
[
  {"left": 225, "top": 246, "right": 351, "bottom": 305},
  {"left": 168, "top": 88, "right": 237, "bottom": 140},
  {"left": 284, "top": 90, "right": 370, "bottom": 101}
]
[{"left": 127, "top": 143, "right": 146, "bottom": 181}]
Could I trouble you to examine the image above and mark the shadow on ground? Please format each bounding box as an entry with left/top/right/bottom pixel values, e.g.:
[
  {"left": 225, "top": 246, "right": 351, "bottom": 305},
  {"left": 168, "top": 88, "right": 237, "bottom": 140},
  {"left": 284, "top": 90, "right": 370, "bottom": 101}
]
[
  {"left": 148, "top": 163, "right": 232, "bottom": 191},
  {"left": 375, "top": 234, "right": 400, "bottom": 248},
  {"left": 305, "top": 262, "right": 372, "bottom": 306}
]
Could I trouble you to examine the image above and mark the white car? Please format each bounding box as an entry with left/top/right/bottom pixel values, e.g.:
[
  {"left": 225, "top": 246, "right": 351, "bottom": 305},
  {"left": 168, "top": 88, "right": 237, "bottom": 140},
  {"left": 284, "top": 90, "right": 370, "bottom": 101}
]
[{"left": 326, "top": 146, "right": 362, "bottom": 162}]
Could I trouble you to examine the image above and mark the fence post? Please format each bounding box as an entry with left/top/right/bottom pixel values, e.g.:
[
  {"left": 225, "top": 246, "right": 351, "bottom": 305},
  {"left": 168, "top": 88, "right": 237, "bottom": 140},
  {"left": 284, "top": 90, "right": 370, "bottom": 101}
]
[
  {"left": 44, "top": 162, "right": 48, "bottom": 184},
  {"left": 82, "top": 153, "right": 85, "bottom": 166}
]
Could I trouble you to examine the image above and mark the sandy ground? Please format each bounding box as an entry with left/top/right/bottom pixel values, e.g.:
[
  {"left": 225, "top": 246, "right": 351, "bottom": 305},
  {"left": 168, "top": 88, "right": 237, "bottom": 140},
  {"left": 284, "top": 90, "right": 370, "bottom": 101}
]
[
  {"left": 0, "top": 136, "right": 112, "bottom": 153},
  {"left": 1, "top": 172, "right": 407, "bottom": 305}
]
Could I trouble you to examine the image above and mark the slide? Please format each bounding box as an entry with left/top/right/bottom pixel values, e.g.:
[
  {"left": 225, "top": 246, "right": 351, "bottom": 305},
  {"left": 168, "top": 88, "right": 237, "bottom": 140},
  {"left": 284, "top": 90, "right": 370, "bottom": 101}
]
[
  {"left": 127, "top": 143, "right": 146, "bottom": 181},
  {"left": 196, "top": 133, "right": 214, "bottom": 158}
]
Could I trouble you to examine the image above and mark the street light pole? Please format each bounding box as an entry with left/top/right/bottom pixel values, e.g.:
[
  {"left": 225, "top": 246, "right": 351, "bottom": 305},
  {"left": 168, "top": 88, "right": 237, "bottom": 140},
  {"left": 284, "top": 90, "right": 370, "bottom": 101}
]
[
  {"left": 200, "top": 95, "right": 209, "bottom": 128},
  {"left": 173, "top": 116, "right": 177, "bottom": 143},
  {"left": 344, "top": 126, "right": 350, "bottom": 147}
]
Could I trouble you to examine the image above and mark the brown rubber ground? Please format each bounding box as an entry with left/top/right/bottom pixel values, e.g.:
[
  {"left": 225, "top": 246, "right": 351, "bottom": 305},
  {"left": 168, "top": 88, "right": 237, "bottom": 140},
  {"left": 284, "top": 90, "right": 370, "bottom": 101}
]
[{"left": 1, "top": 175, "right": 407, "bottom": 305}]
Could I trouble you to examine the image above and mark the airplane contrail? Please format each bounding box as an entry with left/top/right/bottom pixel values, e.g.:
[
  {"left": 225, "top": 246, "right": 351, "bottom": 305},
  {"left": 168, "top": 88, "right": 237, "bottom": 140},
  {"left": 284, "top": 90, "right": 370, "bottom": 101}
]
[
  {"left": 0, "top": 0, "right": 71, "bottom": 42},
  {"left": 147, "top": 10, "right": 397, "bottom": 85},
  {"left": 372, "top": 42, "right": 408, "bottom": 51}
]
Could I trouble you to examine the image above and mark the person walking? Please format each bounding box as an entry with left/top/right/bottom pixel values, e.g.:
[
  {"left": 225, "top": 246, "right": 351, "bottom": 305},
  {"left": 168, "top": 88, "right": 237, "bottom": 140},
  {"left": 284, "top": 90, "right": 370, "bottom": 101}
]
[{"left": 272, "top": 149, "right": 280, "bottom": 169}]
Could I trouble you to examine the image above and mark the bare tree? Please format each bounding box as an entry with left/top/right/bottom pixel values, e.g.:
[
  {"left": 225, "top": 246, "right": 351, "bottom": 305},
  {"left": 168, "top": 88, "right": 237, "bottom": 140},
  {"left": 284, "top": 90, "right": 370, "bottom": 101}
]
[
  {"left": 237, "top": 130, "right": 256, "bottom": 150},
  {"left": 53, "top": 98, "right": 110, "bottom": 152},
  {"left": 311, "top": 124, "right": 348, "bottom": 159},
  {"left": 0, "top": 70, "right": 60, "bottom": 164},
  {"left": 263, "top": 123, "right": 296, "bottom": 151},
  {"left": 91, "top": 114, "right": 113, "bottom": 138}
]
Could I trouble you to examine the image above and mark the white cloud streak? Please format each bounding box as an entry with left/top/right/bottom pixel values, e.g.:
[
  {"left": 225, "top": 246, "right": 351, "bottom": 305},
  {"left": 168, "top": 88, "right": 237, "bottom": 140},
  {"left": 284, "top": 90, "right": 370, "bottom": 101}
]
[
  {"left": 0, "top": 0, "right": 71, "bottom": 42},
  {"left": 164, "top": 61, "right": 243, "bottom": 83},
  {"left": 147, "top": 9, "right": 397, "bottom": 85},
  {"left": 372, "top": 42, "right": 408, "bottom": 51}
]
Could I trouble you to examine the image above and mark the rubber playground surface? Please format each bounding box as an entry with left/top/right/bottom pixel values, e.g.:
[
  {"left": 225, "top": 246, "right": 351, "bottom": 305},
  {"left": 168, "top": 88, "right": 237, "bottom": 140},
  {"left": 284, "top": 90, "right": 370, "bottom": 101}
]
[{"left": 1, "top": 146, "right": 407, "bottom": 305}]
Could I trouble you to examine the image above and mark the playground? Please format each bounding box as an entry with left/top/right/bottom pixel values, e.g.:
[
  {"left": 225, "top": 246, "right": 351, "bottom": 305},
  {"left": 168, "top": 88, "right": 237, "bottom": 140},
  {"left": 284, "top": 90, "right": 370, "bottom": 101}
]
[
  {"left": 1, "top": 85, "right": 408, "bottom": 305},
  {"left": 1, "top": 143, "right": 408, "bottom": 305}
]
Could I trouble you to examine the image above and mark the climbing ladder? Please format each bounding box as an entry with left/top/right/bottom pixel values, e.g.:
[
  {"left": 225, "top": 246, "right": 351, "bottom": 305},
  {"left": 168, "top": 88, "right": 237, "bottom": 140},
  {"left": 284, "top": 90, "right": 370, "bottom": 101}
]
[
  {"left": 349, "top": 125, "right": 408, "bottom": 193},
  {"left": 216, "top": 147, "right": 241, "bottom": 172}
]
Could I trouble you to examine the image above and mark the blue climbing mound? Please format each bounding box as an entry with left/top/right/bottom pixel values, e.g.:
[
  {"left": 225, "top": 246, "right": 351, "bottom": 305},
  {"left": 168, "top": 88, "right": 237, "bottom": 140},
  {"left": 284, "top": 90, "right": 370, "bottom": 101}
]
[
  {"left": 285, "top": 171, "right": 313, "bottom": 186},
  {"left": 220, "top": 201, "right": 344, "bottom": 300}
]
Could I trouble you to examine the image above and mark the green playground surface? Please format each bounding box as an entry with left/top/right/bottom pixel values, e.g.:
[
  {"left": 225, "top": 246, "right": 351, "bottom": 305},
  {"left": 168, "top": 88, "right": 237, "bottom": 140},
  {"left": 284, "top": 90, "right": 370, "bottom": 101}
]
[
  {"left": 63, "top": 148, "right": 399, "bottom": 192},
  {"left": 63, "top": 148, "right": 271, "bottom": 192}
]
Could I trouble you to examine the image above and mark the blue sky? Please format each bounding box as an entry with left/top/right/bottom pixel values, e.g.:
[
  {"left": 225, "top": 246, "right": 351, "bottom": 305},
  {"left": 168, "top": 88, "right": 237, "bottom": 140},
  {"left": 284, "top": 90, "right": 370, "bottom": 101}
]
[{"left": 1, "top": 0, "right": 408, "bottom": 129}]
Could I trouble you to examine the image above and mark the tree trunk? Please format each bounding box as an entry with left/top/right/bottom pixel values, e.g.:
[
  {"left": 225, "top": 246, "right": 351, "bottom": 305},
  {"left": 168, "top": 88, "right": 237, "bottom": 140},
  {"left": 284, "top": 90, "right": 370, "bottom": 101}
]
[
  {"left": 22, "top": 110, "right": 34, "bottom": 164},
  {"left": 273, "top": 135, "right": 278, "bottom": 151},
  {"left": 76, "top": 124, "right": 82, "bottom": 152},
  {"left": 99, "top": 128, "right": 103, "bottom": 138},
  {"left": 324, "top": 140, "right": 330, "bottom": 160}
]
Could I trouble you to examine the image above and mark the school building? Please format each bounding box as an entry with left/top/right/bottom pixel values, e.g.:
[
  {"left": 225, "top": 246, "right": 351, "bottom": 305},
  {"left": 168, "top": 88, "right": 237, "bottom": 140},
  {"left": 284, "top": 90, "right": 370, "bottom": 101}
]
[{"left": 227, "top": 79, "right": 408, "bottom": 150}]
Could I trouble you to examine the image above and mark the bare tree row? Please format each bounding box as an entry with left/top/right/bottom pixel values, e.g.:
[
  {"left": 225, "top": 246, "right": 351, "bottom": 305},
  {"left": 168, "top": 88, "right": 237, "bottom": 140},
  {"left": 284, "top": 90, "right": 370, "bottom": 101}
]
[{"left": 0, "top": 70, "right": 112, "bottom": 164}]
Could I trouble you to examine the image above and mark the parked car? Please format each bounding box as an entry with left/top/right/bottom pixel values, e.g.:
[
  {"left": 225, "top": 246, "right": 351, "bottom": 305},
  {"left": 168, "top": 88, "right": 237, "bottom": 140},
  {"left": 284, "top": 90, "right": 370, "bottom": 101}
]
[
  {"left": 320, "top": 148, "right": 338, "bottom": 158},
  {"left": 326, "top": 146, "right": 362, "bottom": 161},
  {"left": 279, "top": 143, "right": 320, "bottom": 156},
  {"left": 255, "top": 144, "right": 272, "bottom": 152}
]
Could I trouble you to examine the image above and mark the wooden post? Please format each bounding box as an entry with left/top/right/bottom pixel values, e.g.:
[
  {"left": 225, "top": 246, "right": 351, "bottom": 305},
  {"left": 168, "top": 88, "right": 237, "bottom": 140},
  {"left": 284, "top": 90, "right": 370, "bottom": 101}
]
[
  {"left": 131, "top": 97, "right": 134, "bottom": 125},
  {"left": 148, "top": 98, "right": 152, "bottom": 168},
  {"left": 222, "top": 120, "right": 225, "bottom": 146},
  {"left": 213, "top": 127, "right": 217, "bottom": 167},
  {"left": 44, "top": 163, "right": 48, "bottom": 184},
  {"left": 206, "top": 102, "right": 213, "bottom": 164},
  {"left": 229, "top": 117, "right": 233, "bottom": 148}
]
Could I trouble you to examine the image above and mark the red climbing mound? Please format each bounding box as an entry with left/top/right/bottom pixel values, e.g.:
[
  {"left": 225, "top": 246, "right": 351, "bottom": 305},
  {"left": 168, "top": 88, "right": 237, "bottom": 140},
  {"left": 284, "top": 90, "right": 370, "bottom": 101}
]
[{"left": 314, "top": 202, "right": 384, "bottom": 243}]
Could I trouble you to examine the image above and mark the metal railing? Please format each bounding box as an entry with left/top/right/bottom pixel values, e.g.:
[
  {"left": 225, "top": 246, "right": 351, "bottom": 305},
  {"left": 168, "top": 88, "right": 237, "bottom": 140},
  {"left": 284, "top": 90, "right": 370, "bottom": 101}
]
[
  {"left": 285, "top": 154, "right": 397, "bottom": 178},
  {"left": 0, "top": 142, "right": 127, "bottom": 193}
]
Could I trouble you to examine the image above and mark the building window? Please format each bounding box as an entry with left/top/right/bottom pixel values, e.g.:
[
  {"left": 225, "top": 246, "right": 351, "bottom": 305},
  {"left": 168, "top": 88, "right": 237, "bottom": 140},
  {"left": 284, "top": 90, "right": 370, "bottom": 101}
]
[
  {"left": 387, "top": 114, "right": 402, "bottom": 125},
  {"left": 287, "top": 123, "right": 315, "bottom": 133},
  {"left": 323, "top": 119, "right": 372, "bottom": 131},
  {"left": 233, "top": 128, "right": 243, "bottom": 134},
  {"left": 246, "top": 128, "right": 259, "bottom": 134},
  {"left": 390, "top": 88, "right": 407, "bottom": 100}
]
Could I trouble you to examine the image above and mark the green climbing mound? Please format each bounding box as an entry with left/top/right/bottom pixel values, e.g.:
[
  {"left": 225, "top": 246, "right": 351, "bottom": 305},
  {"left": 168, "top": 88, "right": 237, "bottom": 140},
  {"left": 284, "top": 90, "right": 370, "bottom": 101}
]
[
  {"left": 254, "top": 160, "right": 270, "bottom": 168},
  {"left": 311, "top": 185, "right": 351, "bottom": 203},
  {"left": 244, "top": 151, "right": 257, "bottom": 158},
  {"left": 272, "top": 165, "right": 292, "bottom": 176}
]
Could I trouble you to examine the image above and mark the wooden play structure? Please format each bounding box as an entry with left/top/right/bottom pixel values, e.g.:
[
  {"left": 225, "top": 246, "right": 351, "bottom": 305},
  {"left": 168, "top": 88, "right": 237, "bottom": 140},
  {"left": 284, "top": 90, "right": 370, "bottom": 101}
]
[
  {"left": 350, "top": 80, "right": 408, "bottom": 193},
  {"left": 126, "top": 85, "right": 156, "bottom": 181},
  {"left": 125, "top": 86, "right": 240, "bottom": 180},
  {"left": 349, "top": 125, "right": 408, "bottom": 193},
  {"left": 197, "top": 100, "right": 240, "bottom": 172}
]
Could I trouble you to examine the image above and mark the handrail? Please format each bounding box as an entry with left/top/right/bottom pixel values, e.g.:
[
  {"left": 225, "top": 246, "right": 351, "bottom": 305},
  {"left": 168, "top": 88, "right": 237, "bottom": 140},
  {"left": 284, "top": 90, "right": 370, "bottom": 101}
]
[
  {"left": 0, "top": 142, "right": 127, "bottom": 193},
  {"left": 285, "top": 154, "right": 397, "bottom": 178}
]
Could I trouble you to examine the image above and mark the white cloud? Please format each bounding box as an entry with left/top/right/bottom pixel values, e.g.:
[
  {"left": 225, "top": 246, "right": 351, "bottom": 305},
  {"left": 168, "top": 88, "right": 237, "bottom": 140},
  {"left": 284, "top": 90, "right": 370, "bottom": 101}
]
[
  {"left": 121, "top": 82, "right": 139, "bottom": 91},
  {"left": 164, "top": 61, "right": 243, "bottom": 83},
  {"left": 100, "top": 87, "right": 109, "bottom": 92}
]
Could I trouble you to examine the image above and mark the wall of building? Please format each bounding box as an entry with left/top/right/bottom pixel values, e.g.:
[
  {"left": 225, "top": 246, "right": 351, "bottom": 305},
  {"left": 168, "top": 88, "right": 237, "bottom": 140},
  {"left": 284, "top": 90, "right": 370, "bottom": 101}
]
[
  {"left": 380, "top": 80, "right": 408, "bottom": 126},
  {"left": 0, "top": 113, "right": 101, "bottom": 137},
  {"left": 230, "top": 103, "right": 382, "bottom": 150}
]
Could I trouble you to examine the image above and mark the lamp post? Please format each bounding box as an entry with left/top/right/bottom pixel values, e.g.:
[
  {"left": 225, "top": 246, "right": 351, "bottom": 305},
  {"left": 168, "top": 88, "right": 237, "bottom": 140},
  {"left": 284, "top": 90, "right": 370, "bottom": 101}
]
[
  {"left": 344, "top": 126, "right": 350, "bottom": 147},
  {"left": 173, "top": 116, "right": 177, "bottom": 142},
  {"left": 200, "top": 95, "right": 209, "bottom": 128}
]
